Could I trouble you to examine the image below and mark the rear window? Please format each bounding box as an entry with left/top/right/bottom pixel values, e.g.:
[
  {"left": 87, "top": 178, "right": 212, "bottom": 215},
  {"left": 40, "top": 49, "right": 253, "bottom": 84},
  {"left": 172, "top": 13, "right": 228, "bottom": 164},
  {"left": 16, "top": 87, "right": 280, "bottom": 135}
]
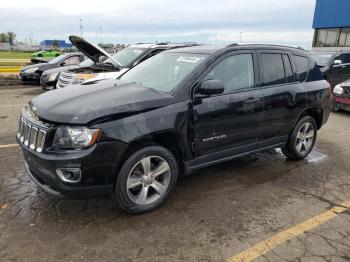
[
  {"left": 260, "top": 53, "right": 286, "bottom": 86},
  {"left": 293, "top": 55, "right": 309, "bottom": 82},
  {"left": 307, "top": 60, "right": 325, "bottom": 82}
]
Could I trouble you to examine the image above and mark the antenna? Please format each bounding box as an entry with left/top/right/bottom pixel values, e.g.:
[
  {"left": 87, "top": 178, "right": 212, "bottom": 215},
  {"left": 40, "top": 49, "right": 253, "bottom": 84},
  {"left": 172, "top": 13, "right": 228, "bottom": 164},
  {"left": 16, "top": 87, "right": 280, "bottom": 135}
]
[{"left": 79, "top": 19, "right": 83, "bottom": 37}]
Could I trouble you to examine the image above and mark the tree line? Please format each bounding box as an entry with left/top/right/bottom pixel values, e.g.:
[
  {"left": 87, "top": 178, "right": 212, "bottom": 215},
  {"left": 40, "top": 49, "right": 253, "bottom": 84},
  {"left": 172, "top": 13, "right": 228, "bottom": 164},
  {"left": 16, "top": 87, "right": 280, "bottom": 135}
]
[{"left": 0, "top": 32, "right": 16, "bottom": 45}]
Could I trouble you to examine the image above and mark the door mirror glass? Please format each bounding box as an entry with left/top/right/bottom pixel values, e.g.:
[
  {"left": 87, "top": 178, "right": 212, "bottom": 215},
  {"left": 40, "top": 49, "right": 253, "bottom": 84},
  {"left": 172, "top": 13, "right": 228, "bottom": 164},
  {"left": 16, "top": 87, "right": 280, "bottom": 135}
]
[
  {"left": 333, "top": 59, "right": 342, "bottom": 65},
  {"left": 196, "top": 79, "right": 225, "bottom": 96}
]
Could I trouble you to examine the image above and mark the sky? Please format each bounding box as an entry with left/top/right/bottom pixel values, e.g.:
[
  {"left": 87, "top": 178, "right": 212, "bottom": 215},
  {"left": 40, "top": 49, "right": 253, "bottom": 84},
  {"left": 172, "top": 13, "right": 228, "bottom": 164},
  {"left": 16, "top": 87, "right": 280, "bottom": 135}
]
[{"left": 0, "top": 0, "right": 316, "bottom": 49}]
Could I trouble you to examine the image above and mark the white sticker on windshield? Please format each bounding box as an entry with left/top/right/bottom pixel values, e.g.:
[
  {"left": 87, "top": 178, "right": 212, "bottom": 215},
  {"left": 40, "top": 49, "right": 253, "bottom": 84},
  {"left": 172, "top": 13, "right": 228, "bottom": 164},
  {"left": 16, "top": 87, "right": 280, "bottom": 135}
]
[
  {"left": 177, "top": 56, "right": 201, "bottom": 63},
  {"left": 133, "top": 49, "right": 143, "bottom": 54}
]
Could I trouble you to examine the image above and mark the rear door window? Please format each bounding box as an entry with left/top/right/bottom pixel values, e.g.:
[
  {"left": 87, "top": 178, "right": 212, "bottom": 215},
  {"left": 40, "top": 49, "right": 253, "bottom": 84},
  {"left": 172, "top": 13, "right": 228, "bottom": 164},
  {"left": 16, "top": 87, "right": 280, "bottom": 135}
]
[
  {"left": 293, "top": 55, "right": 309, "bottom": 82},
  {"left": 260, "top": 53, "right": 286, "bottom": 86}
]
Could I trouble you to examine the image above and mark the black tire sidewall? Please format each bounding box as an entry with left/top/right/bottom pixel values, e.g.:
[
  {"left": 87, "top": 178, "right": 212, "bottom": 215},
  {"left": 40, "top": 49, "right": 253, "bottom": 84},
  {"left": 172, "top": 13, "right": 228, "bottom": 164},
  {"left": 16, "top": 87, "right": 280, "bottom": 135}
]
[
  {"left": 115, "top": 145, "right": 178, "bottom": 214},
  {"left": 286, "top": 116, "right": 317, "bottom": 160}
]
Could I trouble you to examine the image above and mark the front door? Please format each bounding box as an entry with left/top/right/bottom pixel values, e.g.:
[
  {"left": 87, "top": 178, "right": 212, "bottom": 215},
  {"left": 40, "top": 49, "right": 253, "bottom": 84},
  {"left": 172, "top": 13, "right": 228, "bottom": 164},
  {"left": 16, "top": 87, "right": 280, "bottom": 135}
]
[{"left": 192, "top": 51, "right": 263, "bottom": 159}]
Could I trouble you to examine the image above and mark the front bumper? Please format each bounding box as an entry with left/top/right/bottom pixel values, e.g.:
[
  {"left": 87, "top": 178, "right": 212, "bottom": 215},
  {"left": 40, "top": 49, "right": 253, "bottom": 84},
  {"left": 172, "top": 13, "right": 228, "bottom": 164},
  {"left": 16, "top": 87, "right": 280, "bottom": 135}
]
[
  {"left": 19, "top": 71, "right": 41, "bottom": 83},
  {"left": 333, "top": 96, "right": 350, "bottom": 111},
  {"left": 40, "top": 76, "right": 57, "bottom": 90},
  {"left": 18, "top": 138, "right": 128, "bottom": 199}
]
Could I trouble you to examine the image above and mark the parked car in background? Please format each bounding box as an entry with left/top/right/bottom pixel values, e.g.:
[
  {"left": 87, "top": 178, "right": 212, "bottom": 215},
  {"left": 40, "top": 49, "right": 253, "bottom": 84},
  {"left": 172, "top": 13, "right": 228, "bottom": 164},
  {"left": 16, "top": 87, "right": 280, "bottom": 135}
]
[
  {"left": 17, "top": 44, "right": 330, "bottom": 213},
  {"left": 20, "top": 52, "right": 85, "bottom": 83},
  {"left": 311, "top": 50, "right": 350, "bottom": 87},
  {"left": 332, "top": 79, "right": 350, "bottom": 112},
  {"left": 40, "top": 58, "right": 92, "bottom": 90},
  {"left": 56, "top": 35, "right": 199, "bottom": 88},
  {"left": 32, "top": 50, "right": 61, "bottom": 58}
]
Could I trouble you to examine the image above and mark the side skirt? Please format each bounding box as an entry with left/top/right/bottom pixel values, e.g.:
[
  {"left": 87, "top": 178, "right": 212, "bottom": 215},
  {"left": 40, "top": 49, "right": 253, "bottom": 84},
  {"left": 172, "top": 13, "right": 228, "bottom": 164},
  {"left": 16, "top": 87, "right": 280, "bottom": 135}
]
[{"left": 185, "top": 142, "right": 286, "bottom": 174}]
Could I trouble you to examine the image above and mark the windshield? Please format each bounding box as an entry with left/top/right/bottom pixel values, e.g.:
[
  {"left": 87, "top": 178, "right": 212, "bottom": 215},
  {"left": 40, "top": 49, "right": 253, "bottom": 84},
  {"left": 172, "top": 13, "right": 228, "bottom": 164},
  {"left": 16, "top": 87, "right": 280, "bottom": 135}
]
[
  {"left": 311, "top": 52, "right": 334, "bottom": 67},
  {"left": 79, "top": 58, "right": 94, "bottom": 67},
  {"left": 105, "top": 47, "right": 147, "bottom": 67},
  {"left": 48, "top": 54, "right": 65, "bottom": 64},
  {"left": 120, "top": 52, "right": 207, "bottom": 93}
]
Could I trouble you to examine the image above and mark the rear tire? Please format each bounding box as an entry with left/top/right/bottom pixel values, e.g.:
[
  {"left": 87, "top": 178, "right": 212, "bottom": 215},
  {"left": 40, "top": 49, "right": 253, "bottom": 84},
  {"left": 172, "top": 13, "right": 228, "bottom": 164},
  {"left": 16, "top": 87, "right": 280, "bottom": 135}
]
[
  {"left": 114, "top": 145, "right": 178, "bottom": 214},
  {"left": 282, "top": 116, "right": 317, "bottom": 160}
]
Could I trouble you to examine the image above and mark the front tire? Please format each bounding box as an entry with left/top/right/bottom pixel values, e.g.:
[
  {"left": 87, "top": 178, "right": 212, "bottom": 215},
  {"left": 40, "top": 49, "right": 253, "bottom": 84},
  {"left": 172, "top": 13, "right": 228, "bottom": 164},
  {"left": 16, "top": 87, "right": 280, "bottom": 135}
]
[
  {"left": 282, "top": 116, "right": 317, "bottom": 160},
  {"left": 114, "top": 145, "right": 178, "bottom": 214}
]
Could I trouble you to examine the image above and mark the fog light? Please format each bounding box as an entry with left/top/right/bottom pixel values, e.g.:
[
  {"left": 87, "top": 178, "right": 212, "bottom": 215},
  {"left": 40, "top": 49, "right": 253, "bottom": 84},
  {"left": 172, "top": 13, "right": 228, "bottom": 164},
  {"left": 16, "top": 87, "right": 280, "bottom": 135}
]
[{"left": 56, "top": 168, "right": 81, "bottom": 183}]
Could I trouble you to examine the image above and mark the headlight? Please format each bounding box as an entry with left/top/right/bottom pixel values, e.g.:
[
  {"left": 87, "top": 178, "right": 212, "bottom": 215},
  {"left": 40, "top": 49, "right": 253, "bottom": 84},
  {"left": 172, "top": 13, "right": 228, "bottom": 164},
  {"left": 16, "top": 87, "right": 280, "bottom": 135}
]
[
  {"left": 53, "top": 127, "right": 101, "bottom": 149},
  {"left": 48, "top": 72, "right": 59, "bottom": 81},
  {"left": 25, "top": 67, "right": 39, "bottom": 73},
  {"left": 74, "top": 73, "right": 97, "bottom": 83},
  {"left": 333, "top": 84, "right": 344, "bottom": 95}
]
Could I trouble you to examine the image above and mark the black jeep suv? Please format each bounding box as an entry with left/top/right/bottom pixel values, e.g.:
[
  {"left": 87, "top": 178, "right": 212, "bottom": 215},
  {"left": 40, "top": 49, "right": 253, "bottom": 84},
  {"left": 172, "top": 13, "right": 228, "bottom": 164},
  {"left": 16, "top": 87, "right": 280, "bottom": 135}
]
[{"left": 17, "top": 44, "right": 331, "bottom": 213}]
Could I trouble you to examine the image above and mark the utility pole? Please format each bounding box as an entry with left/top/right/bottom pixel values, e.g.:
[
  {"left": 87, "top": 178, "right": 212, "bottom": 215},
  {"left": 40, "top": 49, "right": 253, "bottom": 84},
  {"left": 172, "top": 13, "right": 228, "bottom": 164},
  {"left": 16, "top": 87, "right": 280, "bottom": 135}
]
[
  {"left": 240, "top": 32, "right": 243, "bottom": 43},
  {"left": 79, "top": 19, "right": 83, "bottom": 37},
  {"left": 99, "top": 26, "right": 102, "bottom": 43}
]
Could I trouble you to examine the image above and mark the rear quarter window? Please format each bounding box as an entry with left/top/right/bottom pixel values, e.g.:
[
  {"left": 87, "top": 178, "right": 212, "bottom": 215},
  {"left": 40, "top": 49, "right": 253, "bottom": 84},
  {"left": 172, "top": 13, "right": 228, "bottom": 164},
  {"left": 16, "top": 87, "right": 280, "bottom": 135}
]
[
  {"left": 293, "top": 55, "right": 309, "bottom": 82},
  {"left": 307, "top": 59, "right": 325, "bottom": 82}
]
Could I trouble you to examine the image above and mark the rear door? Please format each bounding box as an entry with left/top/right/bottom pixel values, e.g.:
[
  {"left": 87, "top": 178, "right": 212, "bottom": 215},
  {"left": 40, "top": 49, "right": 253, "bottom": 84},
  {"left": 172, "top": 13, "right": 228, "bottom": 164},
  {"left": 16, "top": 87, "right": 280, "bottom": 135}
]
[
  {"left": 192, "top": 50, "right": 263, "bottom": 158},
  {"left": 258, "top": 51, "right": 306, "bottom": 147}
]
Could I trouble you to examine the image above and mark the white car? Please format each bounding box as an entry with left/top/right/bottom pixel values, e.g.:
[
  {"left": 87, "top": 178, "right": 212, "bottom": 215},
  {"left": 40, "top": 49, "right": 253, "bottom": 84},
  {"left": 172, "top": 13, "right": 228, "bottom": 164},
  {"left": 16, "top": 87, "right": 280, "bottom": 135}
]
[{"left": 56, "top": 35, "right": 199, "bottom": 88}]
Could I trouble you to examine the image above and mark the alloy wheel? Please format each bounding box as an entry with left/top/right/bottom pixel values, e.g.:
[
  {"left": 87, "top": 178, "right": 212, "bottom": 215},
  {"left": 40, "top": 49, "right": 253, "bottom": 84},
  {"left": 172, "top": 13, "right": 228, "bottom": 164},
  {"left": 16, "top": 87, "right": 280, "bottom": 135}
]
[
  {"left": 126, "top": 156, "right": 171, "bottom": 205},
  {"left": 295, "top": 122, "right": 315, "bottom": 154}
]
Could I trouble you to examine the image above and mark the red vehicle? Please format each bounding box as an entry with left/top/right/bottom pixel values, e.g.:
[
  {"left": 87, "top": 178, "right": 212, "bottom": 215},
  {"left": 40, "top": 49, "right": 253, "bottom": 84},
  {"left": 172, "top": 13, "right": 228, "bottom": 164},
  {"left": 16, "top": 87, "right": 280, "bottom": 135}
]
[{"left": 332, "top": 79, "right": 350, "bottom": 112}]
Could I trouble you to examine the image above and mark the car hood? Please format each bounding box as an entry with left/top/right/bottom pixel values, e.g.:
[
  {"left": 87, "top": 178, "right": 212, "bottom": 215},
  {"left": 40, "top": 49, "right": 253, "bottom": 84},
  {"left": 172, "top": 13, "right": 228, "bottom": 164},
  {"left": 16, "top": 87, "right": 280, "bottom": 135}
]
[
  {"left": 42, "top": 64, "right": 81, "bottom": 75},
  {"left": 30, "top": 79, "right": 174, "bottom": 124},
  {"left": 69, "top": 35, "right": 121, "bottom": 67},
  {"left": 22, "top": 62, "right": 59, "bottom": 72},
  {"left": 21, "top": 63, "right": 47, "bottom": 71}
]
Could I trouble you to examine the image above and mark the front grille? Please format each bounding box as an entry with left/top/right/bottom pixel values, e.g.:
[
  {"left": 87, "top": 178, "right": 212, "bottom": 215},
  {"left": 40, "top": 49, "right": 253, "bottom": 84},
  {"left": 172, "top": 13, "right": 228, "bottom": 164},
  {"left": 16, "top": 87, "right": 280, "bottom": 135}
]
[
  {"left": 17, "top": 110, "right": 48, "bottom": 152},
  {"left": 57, "top": 72, "right": 75, "bottom": 88}
]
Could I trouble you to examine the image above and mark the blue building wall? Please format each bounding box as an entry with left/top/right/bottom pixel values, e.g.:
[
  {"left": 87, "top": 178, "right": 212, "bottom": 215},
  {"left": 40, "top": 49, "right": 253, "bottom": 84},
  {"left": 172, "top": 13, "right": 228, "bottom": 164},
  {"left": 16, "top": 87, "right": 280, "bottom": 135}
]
[
  {"left": 39, "top": 40, "right": 72, "bottom": 48},
  {"left": 313, "top": 0, "right": 350, "bottom": 29}
]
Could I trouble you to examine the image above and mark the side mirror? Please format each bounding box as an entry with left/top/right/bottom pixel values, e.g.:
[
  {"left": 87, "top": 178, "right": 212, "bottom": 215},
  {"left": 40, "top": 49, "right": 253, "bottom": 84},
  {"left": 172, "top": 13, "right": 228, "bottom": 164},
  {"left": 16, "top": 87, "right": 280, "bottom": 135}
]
[
  {"left": 196, "top": 79, "right": 225, "bottom": 96},
  {"left": 60, "top": 61, "right": 66, "bottom": 66},
  {"left": 333, "top": 59, "right": 342, "bottom": 66}
]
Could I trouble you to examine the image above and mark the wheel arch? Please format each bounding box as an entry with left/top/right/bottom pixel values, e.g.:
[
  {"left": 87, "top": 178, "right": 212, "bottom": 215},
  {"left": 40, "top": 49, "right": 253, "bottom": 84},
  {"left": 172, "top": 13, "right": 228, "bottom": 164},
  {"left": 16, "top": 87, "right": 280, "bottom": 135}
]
[
  {"left": 297, "top": 107, "right": 323, "bottom": 129},
  {"left": 116, "top": 131, "right": 186, "bottom": 178}
]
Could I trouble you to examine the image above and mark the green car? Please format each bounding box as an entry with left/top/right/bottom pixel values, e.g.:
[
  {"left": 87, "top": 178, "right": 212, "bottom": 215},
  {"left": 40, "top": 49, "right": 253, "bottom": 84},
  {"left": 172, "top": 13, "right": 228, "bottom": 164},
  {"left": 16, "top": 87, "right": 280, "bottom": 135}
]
[{"left": 31, "top": 50, "right": 61, "bottom": 58}]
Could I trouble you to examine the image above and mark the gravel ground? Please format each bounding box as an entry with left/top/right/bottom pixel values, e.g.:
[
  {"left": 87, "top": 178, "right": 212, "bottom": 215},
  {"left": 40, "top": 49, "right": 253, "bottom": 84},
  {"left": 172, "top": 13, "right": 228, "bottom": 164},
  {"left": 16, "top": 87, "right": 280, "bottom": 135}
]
[{"left": 0, "top": 85, "right": 350, "bottom": 262}]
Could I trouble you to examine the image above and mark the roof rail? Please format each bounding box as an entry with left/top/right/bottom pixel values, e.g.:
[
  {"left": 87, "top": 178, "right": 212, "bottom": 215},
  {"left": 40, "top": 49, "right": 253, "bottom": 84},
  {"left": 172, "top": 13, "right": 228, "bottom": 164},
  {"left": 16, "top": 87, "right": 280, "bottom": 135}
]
[{"left": 226, "top": 43, "right": 239, "bottom": 48}]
